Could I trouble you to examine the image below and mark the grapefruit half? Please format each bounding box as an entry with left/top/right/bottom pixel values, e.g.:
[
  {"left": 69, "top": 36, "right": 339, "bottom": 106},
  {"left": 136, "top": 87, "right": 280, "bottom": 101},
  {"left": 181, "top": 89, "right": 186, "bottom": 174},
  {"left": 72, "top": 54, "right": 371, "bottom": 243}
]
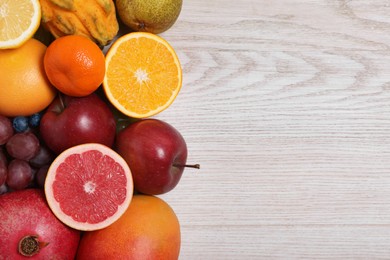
[{"left": 44, "top": 143, "right": 133, "bottom": 231}]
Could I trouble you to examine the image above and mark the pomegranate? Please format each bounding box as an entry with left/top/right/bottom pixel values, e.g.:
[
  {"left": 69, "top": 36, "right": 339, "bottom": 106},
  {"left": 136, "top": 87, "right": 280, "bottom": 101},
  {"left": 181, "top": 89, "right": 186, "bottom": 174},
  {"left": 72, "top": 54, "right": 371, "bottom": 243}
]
[{"left": 0, "top": 189, "right": 80, "bottom": 259}]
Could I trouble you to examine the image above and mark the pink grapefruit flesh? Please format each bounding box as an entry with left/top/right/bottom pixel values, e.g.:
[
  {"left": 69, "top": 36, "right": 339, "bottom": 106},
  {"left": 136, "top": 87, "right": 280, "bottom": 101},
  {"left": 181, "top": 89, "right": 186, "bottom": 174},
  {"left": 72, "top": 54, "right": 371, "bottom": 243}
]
[{"left": 44, "top": 143, "right": 133, "bottom": 231}]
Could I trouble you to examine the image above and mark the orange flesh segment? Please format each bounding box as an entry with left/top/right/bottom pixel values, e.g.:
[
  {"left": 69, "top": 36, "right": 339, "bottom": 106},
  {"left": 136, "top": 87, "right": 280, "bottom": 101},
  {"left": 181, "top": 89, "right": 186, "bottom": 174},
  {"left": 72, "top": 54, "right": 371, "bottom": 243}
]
[{"left": 104, "top": 33, "right": 182, "bottom": 118}]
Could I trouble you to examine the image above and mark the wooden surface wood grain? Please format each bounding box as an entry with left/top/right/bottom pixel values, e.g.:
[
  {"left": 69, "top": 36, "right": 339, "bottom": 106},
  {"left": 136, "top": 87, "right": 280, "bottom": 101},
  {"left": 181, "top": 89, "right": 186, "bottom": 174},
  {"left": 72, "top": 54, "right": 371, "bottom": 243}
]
[{"left": 153, "top": 0, "right": 390, "bottom": 259}]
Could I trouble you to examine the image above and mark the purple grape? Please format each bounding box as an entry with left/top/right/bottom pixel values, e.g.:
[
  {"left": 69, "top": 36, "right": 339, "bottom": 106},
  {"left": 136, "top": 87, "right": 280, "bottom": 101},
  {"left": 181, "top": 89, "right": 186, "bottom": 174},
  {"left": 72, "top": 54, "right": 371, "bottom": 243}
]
[
  {"left": 0, "top": 183, "right": 8, "bottom": 195},
  {"left": 6, "top": 132, "right": 40, "bottom": 160},
  {"left": 0, "top": 115, "right": 14, "bottom": 145},
  {"left": 6, "top": 159, "right": 33, "bottom": 190},
  {"left": 0, "top": 148, "right": 7, "bottom": 186},
  {"left": 29, "top": 145, "right": 55, "bottom": 168},
  {"left": 27, "top": 167, "right": 38, "bottom": 188},
  {"left": 36, "top": 165, "right": 49, "bottom": 188}
]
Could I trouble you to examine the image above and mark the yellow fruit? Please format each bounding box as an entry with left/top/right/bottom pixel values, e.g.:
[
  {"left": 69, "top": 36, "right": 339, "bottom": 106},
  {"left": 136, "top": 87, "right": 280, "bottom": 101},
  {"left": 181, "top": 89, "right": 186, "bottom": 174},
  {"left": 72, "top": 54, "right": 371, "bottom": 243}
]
[
  {"left": 0, "top": 0, "right": 41, "bottom": 49},
  {"left": 40, "top": 0, "right": 118, "bottom": 46},
  {"left": 103, "top": 32, "right": 182, "bottom": 118},
  {"left": 0, "top": 38, "right": 57, "bottom": 117}
]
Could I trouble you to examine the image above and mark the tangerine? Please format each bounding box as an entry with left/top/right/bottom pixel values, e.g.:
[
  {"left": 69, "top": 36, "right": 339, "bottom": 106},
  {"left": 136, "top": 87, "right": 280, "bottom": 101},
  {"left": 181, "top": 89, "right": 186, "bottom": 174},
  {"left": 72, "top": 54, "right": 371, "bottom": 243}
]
[
  {"left": 43, "top": 35, "right": 105, "bottom": 97},
  {"left": 76, "top": 195, "right": 181, "bottom": 260},
  {"left": 0, "top": 38, "right": 57, "bottom": 117}
]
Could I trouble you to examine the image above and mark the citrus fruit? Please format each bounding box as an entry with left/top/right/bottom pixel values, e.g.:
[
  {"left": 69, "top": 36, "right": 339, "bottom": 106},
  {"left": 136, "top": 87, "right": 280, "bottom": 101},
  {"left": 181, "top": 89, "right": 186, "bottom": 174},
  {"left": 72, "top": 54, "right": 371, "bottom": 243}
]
[
  {"left": 43, "top": 35, "right": 106, "bottom": 97},
  {"left": 116, "top": 0, "right": 182, "bottom": 34},
  {"left": 76, "top": 195, "right": 181, "bottom": 260},
  {"left": 103, "top": 32, "right": 182, "bottom": 118},
  {"left": 0, "top": 38, "right": 57, "bottom": 117},
  {"left": 0, "top": 0, "right": 41, "bottom": 49},
  {"left": 44, "top": 143, "right": 133, "bottom": 231}
]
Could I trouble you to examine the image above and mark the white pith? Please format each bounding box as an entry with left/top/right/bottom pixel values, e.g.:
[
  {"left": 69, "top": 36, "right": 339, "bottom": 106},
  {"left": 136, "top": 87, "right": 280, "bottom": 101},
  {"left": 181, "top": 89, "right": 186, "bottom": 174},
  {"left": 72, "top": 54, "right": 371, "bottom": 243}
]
[{"left": 134, "top": 68, "right": 149, "bottom": 84}]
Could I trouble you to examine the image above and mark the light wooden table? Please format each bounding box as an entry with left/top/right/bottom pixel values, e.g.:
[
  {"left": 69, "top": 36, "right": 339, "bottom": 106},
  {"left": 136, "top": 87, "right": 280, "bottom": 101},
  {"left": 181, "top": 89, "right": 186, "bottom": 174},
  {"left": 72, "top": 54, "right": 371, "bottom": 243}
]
[{"left": 156, "top": 1, "right": 390, "bottom": 259}]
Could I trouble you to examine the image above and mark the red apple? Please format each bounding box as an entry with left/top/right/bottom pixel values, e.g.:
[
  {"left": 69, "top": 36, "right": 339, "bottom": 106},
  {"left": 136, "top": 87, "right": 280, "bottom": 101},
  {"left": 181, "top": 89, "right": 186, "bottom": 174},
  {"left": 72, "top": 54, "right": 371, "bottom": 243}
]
[
  {"left": 116, "top": 119, "right": 196, "bottom": 195},
  {"left": 40, "top": 94, "right": 116, "bottom": 154}
]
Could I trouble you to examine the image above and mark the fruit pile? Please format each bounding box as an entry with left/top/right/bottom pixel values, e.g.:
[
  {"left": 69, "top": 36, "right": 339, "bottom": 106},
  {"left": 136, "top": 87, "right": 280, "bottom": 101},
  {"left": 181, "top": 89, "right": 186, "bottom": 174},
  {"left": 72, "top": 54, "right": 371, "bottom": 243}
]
[{"left": 0, "top": 0, "right": 198, "bottom": 258}]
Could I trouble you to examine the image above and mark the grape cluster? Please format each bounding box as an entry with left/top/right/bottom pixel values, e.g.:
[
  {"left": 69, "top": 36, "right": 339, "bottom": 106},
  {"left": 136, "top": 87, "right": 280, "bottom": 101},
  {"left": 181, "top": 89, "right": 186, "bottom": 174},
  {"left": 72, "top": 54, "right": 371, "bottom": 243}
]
[{"left": 0, "top": 114, "right": 54, "bottom": 194}]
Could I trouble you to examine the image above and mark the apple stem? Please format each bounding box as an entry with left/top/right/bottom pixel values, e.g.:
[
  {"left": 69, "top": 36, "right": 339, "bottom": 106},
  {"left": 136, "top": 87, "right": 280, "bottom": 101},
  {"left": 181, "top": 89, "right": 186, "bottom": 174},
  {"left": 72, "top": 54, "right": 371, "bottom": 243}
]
[
  {"left": 59, "top": 93, "right": 66, "bottom": 110},
  {"left": 174, "top": 164, "right": 200, "bottom": 169}
]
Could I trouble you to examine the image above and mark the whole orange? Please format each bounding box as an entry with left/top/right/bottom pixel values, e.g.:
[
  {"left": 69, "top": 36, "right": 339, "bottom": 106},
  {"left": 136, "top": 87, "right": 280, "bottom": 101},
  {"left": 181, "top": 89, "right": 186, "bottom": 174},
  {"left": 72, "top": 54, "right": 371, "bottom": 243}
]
[
  {"left": 43, "top": 35, "right": 105, "bottom": 97},
  {"left": 76, "top": 195, "right": 181, "bottom": 260},
  {"left": 0, "top": 38, "right": 57, "bottom": 117}
]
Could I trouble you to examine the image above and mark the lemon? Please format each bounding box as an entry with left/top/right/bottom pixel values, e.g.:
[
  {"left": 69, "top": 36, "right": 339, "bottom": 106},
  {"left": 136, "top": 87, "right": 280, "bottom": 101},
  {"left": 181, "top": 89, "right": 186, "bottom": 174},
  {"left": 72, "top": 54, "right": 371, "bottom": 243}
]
[{"left": 0, "top": 0, "right": 41, "bottom": 49}]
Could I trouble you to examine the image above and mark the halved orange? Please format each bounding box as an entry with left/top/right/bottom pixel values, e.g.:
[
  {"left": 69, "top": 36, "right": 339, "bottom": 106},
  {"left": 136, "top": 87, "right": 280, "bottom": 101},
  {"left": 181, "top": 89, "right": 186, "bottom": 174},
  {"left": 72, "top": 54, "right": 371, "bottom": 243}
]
[
  {"left": 103, "top": 32, "right": 182, "bottom": 118},
  {"left": 0, "top": 0, "right": 41, "bottom": 49}
]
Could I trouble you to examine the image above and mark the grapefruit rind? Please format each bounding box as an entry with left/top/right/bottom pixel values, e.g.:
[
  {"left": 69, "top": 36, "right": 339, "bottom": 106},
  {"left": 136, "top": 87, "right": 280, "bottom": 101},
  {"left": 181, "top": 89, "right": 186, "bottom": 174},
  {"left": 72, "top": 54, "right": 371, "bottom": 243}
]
[{"left": 44, "top": 143, "right": 133, "bottom": 231}]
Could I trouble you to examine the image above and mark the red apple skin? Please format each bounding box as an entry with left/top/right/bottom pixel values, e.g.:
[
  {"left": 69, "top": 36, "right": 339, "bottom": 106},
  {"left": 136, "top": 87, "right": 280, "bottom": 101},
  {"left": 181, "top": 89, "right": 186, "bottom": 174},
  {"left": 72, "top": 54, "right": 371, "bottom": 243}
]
[
  {"left": 116, "top": 119, "right": 187, "bottom": 195},
  {"left": 40, "top": 94, "right": 116, "bottom": 154}
]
